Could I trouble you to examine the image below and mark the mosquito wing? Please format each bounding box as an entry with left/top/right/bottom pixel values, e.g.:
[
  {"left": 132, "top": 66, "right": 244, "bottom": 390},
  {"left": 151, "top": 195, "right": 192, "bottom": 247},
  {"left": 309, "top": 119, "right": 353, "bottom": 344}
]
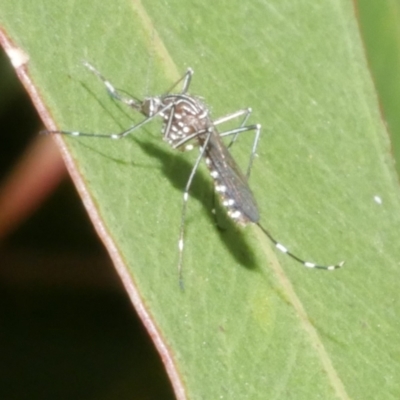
[{"left": 205, "top": 131, "right": 260, "bottom": 224}]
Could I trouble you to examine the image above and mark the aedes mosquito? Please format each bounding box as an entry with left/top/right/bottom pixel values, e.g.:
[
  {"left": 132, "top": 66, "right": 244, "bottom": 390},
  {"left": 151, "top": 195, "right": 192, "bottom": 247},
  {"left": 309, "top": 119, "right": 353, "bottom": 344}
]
[{"left": 44, "top": 63, "right": 344, "bottom": 286}]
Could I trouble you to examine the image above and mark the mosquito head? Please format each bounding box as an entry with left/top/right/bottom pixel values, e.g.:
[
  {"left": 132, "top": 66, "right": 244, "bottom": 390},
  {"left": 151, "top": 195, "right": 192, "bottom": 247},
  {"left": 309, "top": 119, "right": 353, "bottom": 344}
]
[{"left": 140, "top": 97, "right": 162, "bottom": 117}]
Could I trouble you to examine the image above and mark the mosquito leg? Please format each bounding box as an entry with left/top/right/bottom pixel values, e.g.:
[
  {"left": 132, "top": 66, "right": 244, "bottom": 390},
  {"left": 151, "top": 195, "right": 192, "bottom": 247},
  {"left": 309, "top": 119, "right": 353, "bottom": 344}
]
[
  {"left": 257, "top": 223, "right": 345, "bottom": 270},
  {"left": 177, "top": 129, "right": 212, "bottom": 289},
  {"left": 213, "top": 107, "right": 261, "bottom": 179},
  {"left": 43, "top": 103, "right": 174, "bottom": 139},
  {"left": 219, "top": 124, "right": 261, "bottom": 180},
  {"left": 214, "top": 107, "right": 253, "bottom": 149},
  {"left": 83, "top": 62, "right": 142, "bottom": 110},
  {"left": 163, "top": 68, "right": 194, "bottom": 95}
]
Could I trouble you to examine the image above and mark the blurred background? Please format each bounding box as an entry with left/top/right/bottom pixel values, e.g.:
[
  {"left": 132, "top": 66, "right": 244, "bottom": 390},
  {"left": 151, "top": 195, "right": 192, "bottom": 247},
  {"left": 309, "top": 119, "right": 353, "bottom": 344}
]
[{"left": 0, "top": 46, "right": 175, "bottom": 400}]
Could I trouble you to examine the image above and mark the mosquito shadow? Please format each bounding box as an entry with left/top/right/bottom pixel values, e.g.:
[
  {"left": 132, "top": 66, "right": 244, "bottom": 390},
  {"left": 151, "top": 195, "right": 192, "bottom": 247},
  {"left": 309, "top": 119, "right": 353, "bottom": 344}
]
[
  {"left": 67, "top": 137, "right": 156, "bottom": 170},
  {"left": 137, "top": 139, "right": 259, "bottom": 271},
  {"left": 67, "top": 78, "right": 259, "bottom": 271}
]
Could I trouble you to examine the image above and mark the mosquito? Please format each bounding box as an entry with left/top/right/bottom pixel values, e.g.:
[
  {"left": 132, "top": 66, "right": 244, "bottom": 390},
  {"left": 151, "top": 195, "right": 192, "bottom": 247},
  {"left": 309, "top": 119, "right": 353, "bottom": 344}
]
[{"left": 44, "top": 63, "right": 344, "bottom": 287}]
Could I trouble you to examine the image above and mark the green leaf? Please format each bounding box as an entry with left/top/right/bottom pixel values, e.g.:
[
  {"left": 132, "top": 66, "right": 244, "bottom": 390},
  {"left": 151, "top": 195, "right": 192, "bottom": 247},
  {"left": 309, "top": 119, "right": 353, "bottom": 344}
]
[
  {"left": 2, "top": 0, "right": 400, "bottom": 399},
  {"left": 357, "top": 0, "right": 400, "bottom": 174}
]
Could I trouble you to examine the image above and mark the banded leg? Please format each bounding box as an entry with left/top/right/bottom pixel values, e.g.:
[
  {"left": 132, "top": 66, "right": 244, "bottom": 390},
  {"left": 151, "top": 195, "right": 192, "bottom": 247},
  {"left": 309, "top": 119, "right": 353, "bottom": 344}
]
[
  {"left": 163, "top": 68, "right": 194, "bottom": 95},
  {"left": 80, "top": 63, "right": 193, "bottom": 107},
  {"left": 177, "top": 128, "right": 213, "bottom": 289},
  {"left": 43, "top": 102, "right": 174, "bottom": 139},
  {"left": 83, "top": 62, "right": 142, "bottom": 110},
  {"left": 219, "top": 123, "right": 261, "bottom": 180},
  {"left": 257, "top": 223, "right": 344, "bottom": 270},
  {"left": 213, "top": 108, "right": 261, "bottom": 179},
  {"left": 214, "top": 107, "right": 253, "bottom": 149}
]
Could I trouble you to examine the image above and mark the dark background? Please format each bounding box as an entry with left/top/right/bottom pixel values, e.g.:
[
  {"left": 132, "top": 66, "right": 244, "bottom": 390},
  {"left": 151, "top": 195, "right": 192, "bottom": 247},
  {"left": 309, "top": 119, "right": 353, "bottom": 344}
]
[{"left": 0, "top": 47, "right": 175, "bottom": 400}]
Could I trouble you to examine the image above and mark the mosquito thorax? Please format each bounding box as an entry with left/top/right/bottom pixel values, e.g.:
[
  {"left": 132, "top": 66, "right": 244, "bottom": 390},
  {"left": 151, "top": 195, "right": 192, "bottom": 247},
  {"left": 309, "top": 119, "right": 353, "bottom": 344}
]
[{"left": 158, "top": 95, "right": 210, "bottom": 151}]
